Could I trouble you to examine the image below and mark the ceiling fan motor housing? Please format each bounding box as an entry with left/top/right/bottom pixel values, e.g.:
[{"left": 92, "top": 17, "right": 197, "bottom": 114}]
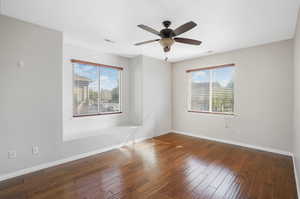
[
  {"left": 160, "top": 28, "right": 174, "bottom": 38},
  {"left": 161, "top": 20, "right": 175, "bottom": 38}
]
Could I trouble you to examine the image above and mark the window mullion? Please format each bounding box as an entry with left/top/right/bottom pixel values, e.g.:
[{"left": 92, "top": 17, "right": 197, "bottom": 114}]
[
  {"left": 98, "top": 67, "right": 101, "bottom": 114},
  {"left": 187, "top": 73, "right": 191, "bottom": 111},
  {"left": 118, "top": 71, "right": 123, "bottom": 111},
  {"left": 209, "top": 70, "right": 213, "bottom": 112}
]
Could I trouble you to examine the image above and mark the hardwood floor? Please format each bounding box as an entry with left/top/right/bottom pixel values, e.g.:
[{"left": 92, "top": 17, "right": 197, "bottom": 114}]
[{"left": 0, "top": 133, "right": 297, "bottom": 199}]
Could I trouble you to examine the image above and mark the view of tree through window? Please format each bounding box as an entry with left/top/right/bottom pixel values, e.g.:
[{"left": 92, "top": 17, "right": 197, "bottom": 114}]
[
  {"left": 73, "top": 63, "right": 121, "bottom": 116},
  {"left": 189, "top": 66, "right": 235, "bottom": 113}
]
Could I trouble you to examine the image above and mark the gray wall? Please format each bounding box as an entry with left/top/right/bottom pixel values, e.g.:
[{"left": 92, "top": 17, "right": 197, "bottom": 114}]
[
  {"left": 129, "top": 55, "right": 172, "bottom": 136},
  {"left": 172, "top": 40, "right": 294, "bottom": 152},
  {"left": 293, "top": 8, "right": 300, "bottom": 192},
  {"left": 0, "top": 15, "right": 63, "bottom": 174},
  {"left": 129, "top": 56, "right": 143, "bottom": 125},
  {"left": 142, "top": 56, "right": 172, "bottom": 135},
  {"left": 0, "top": 15, "right": 172, "bottom": 177}
]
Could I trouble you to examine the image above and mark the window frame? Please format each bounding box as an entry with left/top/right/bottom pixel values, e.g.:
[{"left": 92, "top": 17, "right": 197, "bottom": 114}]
[
  {"left": 71, "top": 59, "right": 123, "bottom": 118},
  {"left": 186, "top": 63, "right": 235, "bottom": 115}
]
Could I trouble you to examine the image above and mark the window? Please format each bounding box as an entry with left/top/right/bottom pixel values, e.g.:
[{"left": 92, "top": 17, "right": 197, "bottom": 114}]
[
  {"left": 187, "top": 64, "right": 235, "bottom": 114},
  {"left": 72, "top": 59, "right": 122, "bottom": 117}
]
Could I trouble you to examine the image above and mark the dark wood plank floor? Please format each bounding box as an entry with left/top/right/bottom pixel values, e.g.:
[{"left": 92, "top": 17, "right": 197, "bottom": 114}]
[{"left": 0, "top": 133, "right": 297, "bottom": 199}]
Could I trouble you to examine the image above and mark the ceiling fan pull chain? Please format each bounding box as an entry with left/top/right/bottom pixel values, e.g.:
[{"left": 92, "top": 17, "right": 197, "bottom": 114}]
[{"left": 164, "top": 52, "right": 168, "bottom": 62}]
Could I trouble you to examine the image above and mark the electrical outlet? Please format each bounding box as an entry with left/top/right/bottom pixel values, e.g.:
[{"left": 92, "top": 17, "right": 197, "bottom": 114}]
[
  {"left": 224, "top": 117, "right": 231, "bottom": 129},
  {"left": 32, "top": 146, "right": 39, "bottom": 155},
  {"left": 8, "top": 150, "right": 17, "bottom": 159}
]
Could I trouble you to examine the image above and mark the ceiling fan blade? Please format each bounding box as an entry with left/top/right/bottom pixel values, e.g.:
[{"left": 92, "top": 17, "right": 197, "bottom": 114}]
[
  {"left": 137, "top": 24, "right": 160, "bottom": 36},
  {"left": 174, "top": 37, "right": 202, "bottom": 45},
  {"left": 173, "top": 21, "right": 197, "bottom": 36},
  {"left": 134, "top": 39, "right": 160, "bottom": 46}
]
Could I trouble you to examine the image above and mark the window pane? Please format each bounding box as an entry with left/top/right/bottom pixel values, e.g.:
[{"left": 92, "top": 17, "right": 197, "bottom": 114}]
[
  {"left": 99, "top": 67, "right": 120, "bottom": 113},
  {"left": 190, "top": 70, "right": 210, "bottom": 111},
  {"left": 212, "top": 67, "right": 234, "bottom": 113},
  {"left": 73, "top": 63, "right": 99, "bottom": 115}
]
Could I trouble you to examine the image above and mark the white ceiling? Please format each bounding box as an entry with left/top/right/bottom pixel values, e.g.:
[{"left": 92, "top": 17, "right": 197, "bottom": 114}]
[{"left": 1, "top": 0, "right": 299, "bottom": 62}]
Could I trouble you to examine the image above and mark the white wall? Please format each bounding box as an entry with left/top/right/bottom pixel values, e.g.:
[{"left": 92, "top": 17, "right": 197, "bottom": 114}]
[
  {"left": 0, "top": 15, "right": 172, "bottom": 177},
  {"left": 172, "top": 40, "right": 294, "bottom": 152},
  {"left": 293, "top": 8, "right": 300, "bottom": 192}
]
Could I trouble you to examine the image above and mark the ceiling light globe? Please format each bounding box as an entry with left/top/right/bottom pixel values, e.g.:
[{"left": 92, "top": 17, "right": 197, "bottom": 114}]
[{"left": 159, "top": 38, "right": 174, "bottom": 48}]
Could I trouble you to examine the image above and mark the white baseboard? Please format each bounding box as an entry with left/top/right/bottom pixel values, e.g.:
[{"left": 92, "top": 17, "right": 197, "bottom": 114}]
[
  {"left": 292, "top": 155, "right": 300, "bottom": 198},
  {"left": 0, "top": 135, "right": 154, "bottom": 182},
  {"left": 171, "top": 130, "right": 292, "bottom": 156}
]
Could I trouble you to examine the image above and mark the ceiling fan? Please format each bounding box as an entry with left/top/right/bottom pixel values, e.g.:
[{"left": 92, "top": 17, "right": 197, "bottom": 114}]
[{"left": 134, "top": 20, "right": 202, "bottom": 54}]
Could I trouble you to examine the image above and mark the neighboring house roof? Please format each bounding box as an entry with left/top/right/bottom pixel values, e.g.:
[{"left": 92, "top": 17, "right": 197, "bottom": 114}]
[{"left": 74, "top": 74, "right": 92, "bottom": 82}]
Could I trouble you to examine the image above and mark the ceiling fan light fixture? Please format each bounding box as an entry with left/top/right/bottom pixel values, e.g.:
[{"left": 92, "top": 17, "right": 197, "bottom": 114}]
[{"left": 159, "top": 38, "right": 174, "bottom": 49}]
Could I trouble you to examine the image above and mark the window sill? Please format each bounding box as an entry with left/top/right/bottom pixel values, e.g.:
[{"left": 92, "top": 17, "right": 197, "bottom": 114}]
[
  {"left": 73, "top": 112, "right": 122, "bottom": 118},
  {"left": 188, "top": 110, "right": 235, "bottom": 116}
]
